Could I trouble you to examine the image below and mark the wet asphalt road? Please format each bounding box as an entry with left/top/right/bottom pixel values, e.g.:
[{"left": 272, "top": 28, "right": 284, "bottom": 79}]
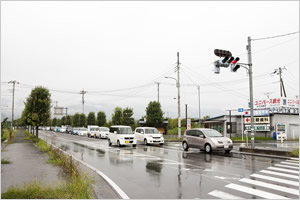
[{"left": 39, "top": 131, "right": 299, "bottom": 199}]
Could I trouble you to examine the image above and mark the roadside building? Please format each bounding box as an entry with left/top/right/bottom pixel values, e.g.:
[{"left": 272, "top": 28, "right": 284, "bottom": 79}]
[{"left": 202, "top": 97, "right": 299, "bottom": 139}]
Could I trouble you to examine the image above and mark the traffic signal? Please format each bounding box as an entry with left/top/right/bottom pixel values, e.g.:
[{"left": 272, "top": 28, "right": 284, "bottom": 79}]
[
  {"left": 231, "top": 57, "right": 240, "bottom": 72},
  {"left": 214, "top": 49, "right": 232, "bottom": 57},
  {"left": 213, "top": 49, "right": 242, "bottom": 73},
  {"left": 213, "top": 61, "right": 220, "bottom": 74}
]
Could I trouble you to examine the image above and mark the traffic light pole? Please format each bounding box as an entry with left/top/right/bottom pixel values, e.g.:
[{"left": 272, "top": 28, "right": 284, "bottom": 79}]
[{"left": 247, "top": 36, "right": 255, "bottom": 148}]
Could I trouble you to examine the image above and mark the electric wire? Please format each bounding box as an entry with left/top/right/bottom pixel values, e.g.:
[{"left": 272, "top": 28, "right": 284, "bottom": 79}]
[{"left": 251, "top": 31, "right": 299, "bottom": 41}]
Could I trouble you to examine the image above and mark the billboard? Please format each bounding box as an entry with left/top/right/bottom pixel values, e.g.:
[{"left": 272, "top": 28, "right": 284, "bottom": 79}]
[
  {"left": 54, "top": 107, "right": 64, "bottom": 115},
  {"left": 253, "top": 97, "right": 299, "bottom": 109}
]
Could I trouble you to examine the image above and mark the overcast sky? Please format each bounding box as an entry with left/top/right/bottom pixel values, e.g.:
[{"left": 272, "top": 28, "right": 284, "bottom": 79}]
[{"left": 1, "top": 1, "right": 299, "bottom": 121}]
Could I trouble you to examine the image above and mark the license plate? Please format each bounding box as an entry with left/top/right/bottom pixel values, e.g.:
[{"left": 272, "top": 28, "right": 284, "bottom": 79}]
[
  {"left": 125, "top": 141, "right": 130, "bottom": 144},
  {"left": 224, "top": 145, "right": 229, "bottom": 148}
]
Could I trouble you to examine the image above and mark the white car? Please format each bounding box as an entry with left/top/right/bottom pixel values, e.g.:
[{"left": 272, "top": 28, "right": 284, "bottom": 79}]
[
  {"left": 108, "top": 125, "right": 137, "bottom": 147},
  {"left": 87, "top": 125, "right": 100, "bottom": 138},
  {"left": 135, "top": 127, "right": 164, "bottom": 145},
  {"left": 98, "top": 127, "right": 110, "bottom": 139},
  {"left": 78, "top": 127, "right": 88, "bottom": 136}
]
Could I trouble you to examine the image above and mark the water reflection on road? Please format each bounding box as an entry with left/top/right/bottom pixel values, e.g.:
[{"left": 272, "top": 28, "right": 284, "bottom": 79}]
[{"left": 40, "top": 131, "right": 286, "bottom": 199}]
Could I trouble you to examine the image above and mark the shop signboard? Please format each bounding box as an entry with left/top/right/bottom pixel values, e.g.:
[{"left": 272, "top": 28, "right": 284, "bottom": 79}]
[{"left": 245, "top": 125, "right": 270, "bottom": 131}]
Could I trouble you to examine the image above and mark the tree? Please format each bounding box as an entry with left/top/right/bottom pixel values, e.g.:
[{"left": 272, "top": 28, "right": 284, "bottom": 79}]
[
  {"left": 145, "top": 101, "right": 164, "bottom": 127},
  {"left": 122, "top": 107, "right": 134, "bottom": 126},
  {"left": 79, "top": 113, "right": 86, "bottom": 127},
  {"left": 61, "top": 116, "right": 66, "bottom": 125},
  {"left": 87, "top": 112, "right": 96, "bottom": 125},
  {"left": 72, "top": 113, "right": 80, "bottom": 127},
  {"left": 97, "top": 111, "right": 106, "bottom": 126},
  {"left": 66, "top": 115, "right": 72, "bottom": 126},
  {"left": 112, "top": 107, "right": 123, "bottom": 125},
  {"left": 56, "top": 118, "right": 62, "bottom": 126},
  {"left": 24, "top": 86, "right": 51, "bottom": 138},
  {"left": 52, "top": 118, "right": 57, "bottom": 127}
]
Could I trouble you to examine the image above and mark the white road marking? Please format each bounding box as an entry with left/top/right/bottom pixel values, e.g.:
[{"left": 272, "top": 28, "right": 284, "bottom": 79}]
[
  {"left": 285, "top": 160, "right": 299, "bottom": 163},
  {"left": 260, "top": 170, "right": 299, "bottom": 180},
  {"left": 268, "top": 166, "right": 299, "bottom": 174},
  {"left": 274, "top": 164, "right": 299, "bottom": 170},
  {"left": 239, "top": 178, "right": 299, "bottom": 196},
  {"left": 208, "top": 190, "right": 244, "bottom": 199},
  {"left": 289, "top": 158, "right": 299, "bottom": 161},
  {"left": 250, "top": 173, "right": 299, "bottom": 187},
  {"left": 225, "top": 183, "right": 289, "bottom": 199},
  {"left": 281, "top": 161, "right": 299, "bottom": 166}
]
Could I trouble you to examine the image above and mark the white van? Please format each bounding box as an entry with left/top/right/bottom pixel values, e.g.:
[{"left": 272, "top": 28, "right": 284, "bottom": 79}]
[
  {"left": 135, "top": 127, "right": 164, "bottom": 145},
  {"left": 108, "top": 125, "right": 137, "bottom": 147},
  {"left": 98, "top": 127, "right": 110, "bottom": 139},
  {"left": 87, "top": 125, "right": 100, "bottom": 138}
]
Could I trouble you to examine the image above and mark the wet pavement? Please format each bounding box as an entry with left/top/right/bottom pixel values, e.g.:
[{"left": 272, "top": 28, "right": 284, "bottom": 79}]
[
  {"left": 39, "top": 131, "right": 299, "bottom": 199},
  {"left": 1, "top": 130, "right": 67, "bottom": 193}
]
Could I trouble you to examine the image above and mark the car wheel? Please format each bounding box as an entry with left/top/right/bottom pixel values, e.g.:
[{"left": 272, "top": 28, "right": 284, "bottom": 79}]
[
  {"left": 144, "top": 139, "right": 148, "bottom": 146},
  {"left": 133, "top": 144, "right": 136, "bottom": 147},
  {"left": 108, "top": 139, "right": 112, "bottom": 146},
  {"left": 160, "top": 143, "right": 164, "bottom": 146},
  {"left": 205, "top": 144, "right": 212, "bottom": 153},
  {"left": 117, "top": 140, "right": 121, "bottom": 147},
  {"left": 225, "top": 150, "right": 231, "bottom": 154},
  {"left": 182, "top": 142, "right": 189, "bottom": 151}
]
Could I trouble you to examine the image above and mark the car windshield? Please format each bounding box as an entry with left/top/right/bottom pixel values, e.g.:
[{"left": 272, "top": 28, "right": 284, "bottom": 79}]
[
  {"left": 145, "top": 128, "right": 159, "bottom": 134},
  {"left": 90, "top": 128, "right": 99, "bottom": 131},
  {"left": 118, "top": 127, "right": 133, "bottom": 134},
  {"left": 202, "top": 129, "right": 223, "bottom": 137},
  {"left": 80, "top": 128, "right": 87, "bottom": 131},
  {"left": 101, "top": 128, "right": 109, "bottom": 132}
]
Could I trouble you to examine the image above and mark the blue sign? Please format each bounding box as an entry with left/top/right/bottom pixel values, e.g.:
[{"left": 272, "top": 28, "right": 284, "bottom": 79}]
[{"left": 238, "top": 108, "right": 244, "bottom": 112}]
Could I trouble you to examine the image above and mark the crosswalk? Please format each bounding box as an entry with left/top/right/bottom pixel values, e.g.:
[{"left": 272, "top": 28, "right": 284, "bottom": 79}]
[{"left": 208, "top": 158, "right": 299, "bottom": 199}]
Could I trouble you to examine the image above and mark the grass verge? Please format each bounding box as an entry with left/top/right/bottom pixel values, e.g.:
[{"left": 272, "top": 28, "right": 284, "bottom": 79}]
[
  {"left": 1, "top": 158, "right": 11, "bottom": 164},
  {"left": 291, "top": 148, "right": 299, "bottom": 157},
  {"left": 231, "top": 136, "right": 273, "bottom": 142},
  {"left": 2, "top": 131, "right": 93, "bottom": 199}
]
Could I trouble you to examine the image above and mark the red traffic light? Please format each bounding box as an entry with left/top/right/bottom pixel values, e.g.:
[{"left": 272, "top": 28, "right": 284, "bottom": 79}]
[{"left": 232, "top": 57, "right": 240, "bottom": 64}]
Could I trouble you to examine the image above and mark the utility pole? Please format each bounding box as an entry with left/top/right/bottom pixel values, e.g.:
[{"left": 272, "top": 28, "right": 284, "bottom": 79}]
[
  {"left": 274, "top": 67, "right": 287, "bottom": 97},
  {"left": 65, "top": 107, "right": 68, "bottom": 115},
  {"left": 185, "top": 104, "right": 187, "bottom": 129},
  {"left": 155, "top": 82, "right": 160, "bottom": 103},
  {"left": 177, "top": 52, "right": 181, "bottom": 138},
  {"left": 197, "top": 86, "right": 201, "bottom": 128},
  {"left": 247, "top": 36, "right": 255, "bottom": 148},
  {"left": 80, "top": 89, "right": 87, "bottom": 114},
  {"left": 53, "top": 101, "right": 58, "bottom": 107},
  {"left": 8, "top": 80, "right": 19, "bottom": 129}
]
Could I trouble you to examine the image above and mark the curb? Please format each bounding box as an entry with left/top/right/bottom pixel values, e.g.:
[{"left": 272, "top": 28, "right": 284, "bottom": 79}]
[
  {"left": 1, "top": 139, "right": 8, "bottom": 151},
  {"left": 239, "top": 147, "right": 292, "bottom": 157},
  {"left": 44, "top": 141, "right": 130, "bottom": 199}
]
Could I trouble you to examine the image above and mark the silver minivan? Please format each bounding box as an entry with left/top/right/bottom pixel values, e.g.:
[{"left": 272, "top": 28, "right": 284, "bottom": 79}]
[{"left": 182, "top": 128, "right": 233, "bottom": 153}]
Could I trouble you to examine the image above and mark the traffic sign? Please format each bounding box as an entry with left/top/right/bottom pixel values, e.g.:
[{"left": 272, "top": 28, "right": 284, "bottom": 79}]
[{"left": 238, "top": 108, "right": 244, "bottom": 112}]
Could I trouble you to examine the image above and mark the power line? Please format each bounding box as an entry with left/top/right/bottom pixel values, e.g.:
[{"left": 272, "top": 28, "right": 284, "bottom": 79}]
[{"left": 252, "top": 31, "right": 299, "bottom": 41}]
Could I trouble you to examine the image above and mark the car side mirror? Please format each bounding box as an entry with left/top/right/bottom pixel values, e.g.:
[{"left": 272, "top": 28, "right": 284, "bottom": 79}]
[{"left": 200, "top": 135, "right": 204, "bottom": 138}]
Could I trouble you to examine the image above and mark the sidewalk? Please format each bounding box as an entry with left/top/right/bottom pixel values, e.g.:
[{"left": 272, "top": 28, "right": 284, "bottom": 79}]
[{"left": 1, "top": 130, "right": 67, "bottom": 193}]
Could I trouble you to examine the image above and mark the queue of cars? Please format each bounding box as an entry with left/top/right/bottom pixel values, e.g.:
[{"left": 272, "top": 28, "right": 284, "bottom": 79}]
[{"left": 47, "top": 124, "right": 232, "bottom": 153}]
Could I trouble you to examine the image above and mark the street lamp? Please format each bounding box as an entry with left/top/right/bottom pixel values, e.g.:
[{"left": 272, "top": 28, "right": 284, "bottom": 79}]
[{"left": 165, "top": 76, "right": 181, "bottom": 139}]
